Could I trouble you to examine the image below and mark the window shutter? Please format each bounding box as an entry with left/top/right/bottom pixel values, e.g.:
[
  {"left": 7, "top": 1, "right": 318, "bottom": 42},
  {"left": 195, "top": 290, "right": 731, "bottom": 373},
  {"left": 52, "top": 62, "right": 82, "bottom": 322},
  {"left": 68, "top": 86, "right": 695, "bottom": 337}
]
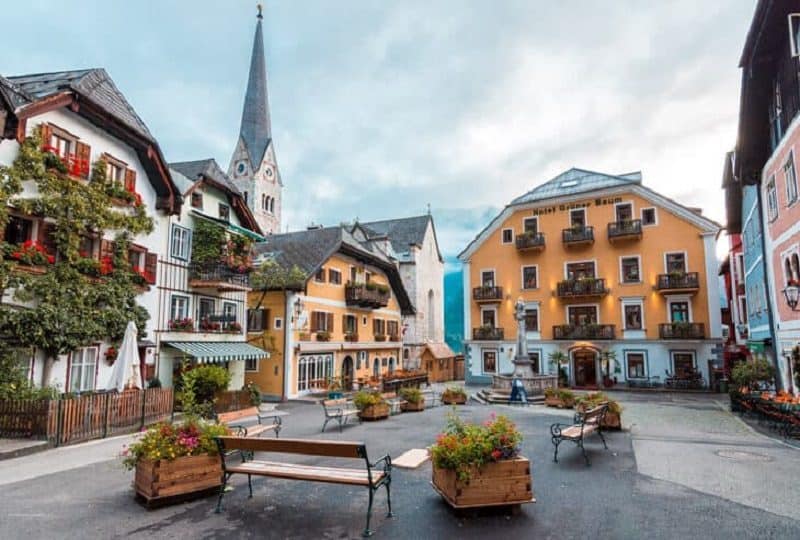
[
  {"left": 342, "top": 314, "right": 347, "bottom": 333},
  {"left": 144, "top": 253, "right": 157, "bottom": 285},
  {"left": 75, "top": 142, "right": 91, "bottom": 179},
  {"left": 124, "top": 168, "right": 137, "bottom": 193},
  {"left": 310, "top": 311, "right": 319, "bottom": 332},
  {"left": 327, "top": 313, "right": 334, "bottom": 332},
  {"left": 40, "top": 124, "right": 52, "bottom": 150},
  {"left": 100, "top": 239, "right": 115, "bottom": 260},
  {"left": 37, "top": 222, "right": 57, "bottom": 256}
]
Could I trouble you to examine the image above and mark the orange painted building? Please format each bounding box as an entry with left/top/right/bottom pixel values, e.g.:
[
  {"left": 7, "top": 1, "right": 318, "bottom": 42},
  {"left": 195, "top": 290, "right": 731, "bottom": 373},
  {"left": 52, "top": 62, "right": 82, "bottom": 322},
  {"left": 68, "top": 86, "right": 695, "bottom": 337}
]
[
  {"left": 244, "top": 226, "right": 414, "bottom": 399},
  {"left": 459, "top": 169, "right": 722, "bottom": 388}
]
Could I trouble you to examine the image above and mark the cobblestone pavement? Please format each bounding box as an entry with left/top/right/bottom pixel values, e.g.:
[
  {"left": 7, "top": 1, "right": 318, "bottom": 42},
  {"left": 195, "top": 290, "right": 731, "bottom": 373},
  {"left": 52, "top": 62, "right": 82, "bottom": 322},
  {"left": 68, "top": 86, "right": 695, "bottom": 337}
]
[{"left": 0, "top": 392, "right": 797, "bottom": 539}]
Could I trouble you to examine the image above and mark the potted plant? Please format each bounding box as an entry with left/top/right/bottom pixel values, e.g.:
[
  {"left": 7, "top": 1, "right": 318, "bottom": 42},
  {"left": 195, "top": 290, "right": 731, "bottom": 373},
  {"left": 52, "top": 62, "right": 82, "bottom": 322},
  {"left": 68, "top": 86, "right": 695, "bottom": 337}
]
[
  {"left": 576, "top": 392, "right": 622, "bottom": 429},
  {"left": 353, "top": 391, "right": 389, "bottom": 420},
  {"left": 430, "top": 413, "right": 532, "bottom": 509},
  {"left": 105, "top": 346, "right": 118, "bottom": 365},
  {"left": 400, "top": 387, "right": 425, "bottom": 412},
  {"left": 441, "top": 385, "right": 467, "bottom": 405},
  {"left": 327, "top": 378, "right": 343, "bottom": 400},
  {"left": 316, "top": 331, "right": 331, "bottom": 342},
  {"left": 122, "top": 419, "right": 229, "bottom": 505},
  {"left": 544, "top": 388, "right": 575, "bottom": 408},
  {"left": 374, "top": 333, "right": 387, "bottom": 342}
]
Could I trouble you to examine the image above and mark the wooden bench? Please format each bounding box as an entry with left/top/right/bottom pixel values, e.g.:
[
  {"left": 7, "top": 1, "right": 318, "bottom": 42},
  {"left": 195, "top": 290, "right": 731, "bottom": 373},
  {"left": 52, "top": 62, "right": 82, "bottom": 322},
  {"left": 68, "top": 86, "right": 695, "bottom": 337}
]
[
  {"left": 422, "top": 389, "right": 440, "bottom": 408},
  {"left": 216, "top": 407, "right": 284, "bottom": 438},
  {"left": 549, "top": 403, "right": 609, "bottom": 465},
  {"left": 214, "top": 436, "right": 392, "bottom": 537},
  {"left": 321, "top": 398, "right": 360, "bottom": 432}
]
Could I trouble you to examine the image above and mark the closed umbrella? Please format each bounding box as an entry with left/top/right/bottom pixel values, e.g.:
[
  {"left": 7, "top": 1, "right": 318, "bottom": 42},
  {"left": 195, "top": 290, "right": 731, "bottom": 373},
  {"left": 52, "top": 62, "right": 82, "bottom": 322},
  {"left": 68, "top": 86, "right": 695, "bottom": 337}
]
[{"left": 106, "top": 321, "right": 143, "bottom": 392}]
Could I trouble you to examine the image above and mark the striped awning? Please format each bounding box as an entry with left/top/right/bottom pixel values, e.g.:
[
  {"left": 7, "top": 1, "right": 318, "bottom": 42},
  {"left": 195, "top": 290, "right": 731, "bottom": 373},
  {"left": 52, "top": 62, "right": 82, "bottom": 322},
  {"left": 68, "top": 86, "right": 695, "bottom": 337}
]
[{"left": 165, "top": 341, "right": 270, "bottom": 364}]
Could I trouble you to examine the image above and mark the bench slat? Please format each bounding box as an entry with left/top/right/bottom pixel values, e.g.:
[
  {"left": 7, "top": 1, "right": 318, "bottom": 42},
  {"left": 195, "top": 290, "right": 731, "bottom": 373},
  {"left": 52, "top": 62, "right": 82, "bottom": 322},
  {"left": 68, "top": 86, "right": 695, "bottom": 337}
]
[
  {"left": 218, "top": 407, "right": 260, "bottom": 424},
  {"left": 227, "top": 460, "right": 383, "bottom": 486},
  {"left": 217, "top": 436, "right": 365, "bottom": 458}
]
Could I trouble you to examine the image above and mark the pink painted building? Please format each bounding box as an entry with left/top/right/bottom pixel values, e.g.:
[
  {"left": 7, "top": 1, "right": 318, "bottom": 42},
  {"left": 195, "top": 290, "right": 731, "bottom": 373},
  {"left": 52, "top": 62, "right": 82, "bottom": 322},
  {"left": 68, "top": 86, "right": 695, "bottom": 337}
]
[{"left": 736, "top": 0, "right": 800, "bottom": 391}]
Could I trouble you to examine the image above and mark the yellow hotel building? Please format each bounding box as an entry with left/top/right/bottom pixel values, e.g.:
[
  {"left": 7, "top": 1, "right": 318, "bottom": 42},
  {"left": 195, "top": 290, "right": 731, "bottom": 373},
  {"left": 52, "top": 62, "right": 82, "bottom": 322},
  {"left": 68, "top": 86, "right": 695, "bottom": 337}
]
[
  {"left": 244, "top": 226, "right": 413, "bottom": 400},
  {"left": 458, "top": 168, "right": 722, "bottom": 388}
]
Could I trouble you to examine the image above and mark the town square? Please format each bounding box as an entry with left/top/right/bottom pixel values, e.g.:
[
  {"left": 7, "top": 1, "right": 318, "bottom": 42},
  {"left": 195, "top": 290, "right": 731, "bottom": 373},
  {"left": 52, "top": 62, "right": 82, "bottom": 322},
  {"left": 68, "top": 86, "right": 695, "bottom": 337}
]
[{"left": 0, "top": 2, "right": 799, "bottom": 539}]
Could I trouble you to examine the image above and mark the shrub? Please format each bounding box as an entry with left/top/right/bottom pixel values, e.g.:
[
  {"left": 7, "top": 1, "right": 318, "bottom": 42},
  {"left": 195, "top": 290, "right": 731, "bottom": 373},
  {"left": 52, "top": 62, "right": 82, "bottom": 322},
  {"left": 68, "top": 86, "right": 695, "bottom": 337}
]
[
  {"left": 353, "top": 390, "right": 386, "bottom": 410},
  {"left": 430, "top": 412, "right": 522, "bottom": 482},
  {"left": 576, "top": 391, "right": 622, "bottom": 414},
  {"left": 442, "top": 385, "right": 467, "bottom": 399},
  {"left": 121, "top": 419, "right": 230, "bottom": 470},
  {"left": 399, "top": 387, "right": 423, "bottom": 404},
  {"left": 179, "top": 365, "right": 231, "bottom": 417},
  {"left": 731, "top": 359, "right": 775, "bottom": 392},
  {"left": 245, "top": 382, "right": 261, "bottom": 405}
]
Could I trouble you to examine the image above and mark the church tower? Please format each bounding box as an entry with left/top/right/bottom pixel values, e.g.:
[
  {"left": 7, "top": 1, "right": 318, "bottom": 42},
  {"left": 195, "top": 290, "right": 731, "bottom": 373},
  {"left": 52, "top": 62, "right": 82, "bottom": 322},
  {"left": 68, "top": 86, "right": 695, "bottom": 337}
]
[{"left": 228, "top": 5, "right": 282, "bottom": 234}]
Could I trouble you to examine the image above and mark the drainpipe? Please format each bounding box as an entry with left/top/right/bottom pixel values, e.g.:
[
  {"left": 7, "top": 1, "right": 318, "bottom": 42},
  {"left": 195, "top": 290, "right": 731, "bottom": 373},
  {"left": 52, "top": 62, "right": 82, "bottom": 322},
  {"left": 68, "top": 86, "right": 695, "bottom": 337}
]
[{"left": 756, "top": 185, "right": 783, "bottom": 391}]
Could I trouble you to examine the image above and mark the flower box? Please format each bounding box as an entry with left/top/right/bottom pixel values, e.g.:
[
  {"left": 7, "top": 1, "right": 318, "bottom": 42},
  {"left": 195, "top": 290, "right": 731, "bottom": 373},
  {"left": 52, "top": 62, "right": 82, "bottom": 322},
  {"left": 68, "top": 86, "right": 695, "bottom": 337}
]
[
  {"left": 400, "top": 400, "right": 425, "bottom": 412},
  {"left": 442, "top": 393, "right": 467, "bottom": 405},
  {"left": 544, "top": 396, "right": 574, "bottom": 408},
  {"left": 358, "top": 403, "right": 390, "bottom": 421},
  {"left": 431, "top": 457, "right": 534, "bottom": 508},
  {"left": 134, "top": 455, "right": 222, "bottom": 504}
]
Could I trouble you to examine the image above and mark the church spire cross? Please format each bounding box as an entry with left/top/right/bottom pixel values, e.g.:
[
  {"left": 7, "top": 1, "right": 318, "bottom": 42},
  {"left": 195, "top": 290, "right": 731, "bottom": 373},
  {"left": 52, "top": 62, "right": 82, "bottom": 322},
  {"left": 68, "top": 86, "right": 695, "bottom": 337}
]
[{"left": 257, "top": 3, "right": 263, "bottom": 20}]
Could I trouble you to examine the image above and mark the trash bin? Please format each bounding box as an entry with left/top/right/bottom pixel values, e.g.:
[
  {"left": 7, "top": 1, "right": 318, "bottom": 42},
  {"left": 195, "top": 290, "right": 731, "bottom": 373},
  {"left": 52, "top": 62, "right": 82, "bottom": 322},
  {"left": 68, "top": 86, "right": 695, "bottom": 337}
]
[{"left": 719, "top": 379, "right": 728, "bottom": 394}]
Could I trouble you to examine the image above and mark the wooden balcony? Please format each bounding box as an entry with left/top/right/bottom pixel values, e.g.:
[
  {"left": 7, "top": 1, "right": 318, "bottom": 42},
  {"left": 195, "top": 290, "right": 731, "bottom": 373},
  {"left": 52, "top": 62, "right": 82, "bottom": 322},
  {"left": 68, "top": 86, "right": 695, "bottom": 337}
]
[
  {"left": 607, "top": 219, "right": 642, "bottom": 242},
  {"left": 556, "top": 278, "right": 609, "bottom": 299},
  {"left": 562, "top": 226, "right": 594, "bottom": 246},
  {"left": 553, "top": 324, "right": 615, "bottom": 340},
  {"left": 472, "top": 285, "right": 504, "bottom": 303},
  {"left": 659, "top": 322, "right": 705, "bottom": 340},
  {"left": 472, "top": 326, "right": 505, "bottom": 341},
  {"left": 655, "top": 272, "right": 700, "bottom": 294},
  {"left": 515, "top": 232, "right": 545, "bottom": 252},
  {"left": 188, "top": 263, "right": 250, "bottom": 292},
  {"left": 345, "top": 283, "right": 390, "bottom": 308}
]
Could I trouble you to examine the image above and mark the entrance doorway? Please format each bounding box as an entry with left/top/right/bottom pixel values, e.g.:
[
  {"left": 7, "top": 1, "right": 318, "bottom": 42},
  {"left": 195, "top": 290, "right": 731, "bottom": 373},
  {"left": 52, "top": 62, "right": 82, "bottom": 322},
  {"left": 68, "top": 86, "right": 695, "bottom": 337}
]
[
  {"left": 342, "top": 355, "right": 354, "bottom": 390},
  {"left": 573, "top": 350, "right": 598, "bottom": 387}
]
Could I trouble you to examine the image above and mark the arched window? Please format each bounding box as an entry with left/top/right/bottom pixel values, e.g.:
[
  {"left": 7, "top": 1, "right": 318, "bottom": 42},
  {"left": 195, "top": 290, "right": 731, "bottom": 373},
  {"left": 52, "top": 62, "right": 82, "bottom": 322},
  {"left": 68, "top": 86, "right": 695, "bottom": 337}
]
[
  {"left": 243, "top": 191, "right": 248, "bottom": 205},
  {"left": 792, "top": 253, "right": 800, "bottom": 281},
  {"left": 388, "top": 357, "right": 395, "bottom": 374},
  {"left": 786, "top": 258, "right": 794, "bottom": 284},
  {"left": 265, "top": 196, "right": 271, "bottom": 212},
  {"left": 269, "top": 197, "right": 275, "bottom": 213},
  {"left": 372, "top": 358, "right": 380, "bottom": 378},
  {"left": 261, "top": 194, "right": 266, "bottom": 211}
]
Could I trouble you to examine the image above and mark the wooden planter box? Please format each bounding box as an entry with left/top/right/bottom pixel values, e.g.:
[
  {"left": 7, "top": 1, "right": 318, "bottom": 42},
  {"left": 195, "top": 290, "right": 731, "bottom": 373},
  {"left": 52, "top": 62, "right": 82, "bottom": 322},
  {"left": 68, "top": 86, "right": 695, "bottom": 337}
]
[
  {"left": 601, "top": 411, "right": 621, "bottom": 430},
  {"left": 432, "top": 457, "right": 535, "bottom": 508},
  {"left": 134, "top": 455, "right": 222, "bottom": 505},
  {"left": 442, "top": 394, "right": 467, "bottom": 405},
  {"left": 358, "top": 403, "right": 390, "bottom": 421},
  {"left": 544, "top": 396, "right": 574, "bottom": 409},
  {"left": 401, "top": 400, "right": 425, "bottom": 412}
]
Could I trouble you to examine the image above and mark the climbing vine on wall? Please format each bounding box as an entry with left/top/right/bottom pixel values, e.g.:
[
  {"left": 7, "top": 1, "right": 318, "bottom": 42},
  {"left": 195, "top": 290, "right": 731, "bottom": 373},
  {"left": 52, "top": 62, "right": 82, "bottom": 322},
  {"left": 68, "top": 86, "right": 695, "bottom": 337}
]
[{"left": 0, "top": 126, "right": 154, "bottom": 387}]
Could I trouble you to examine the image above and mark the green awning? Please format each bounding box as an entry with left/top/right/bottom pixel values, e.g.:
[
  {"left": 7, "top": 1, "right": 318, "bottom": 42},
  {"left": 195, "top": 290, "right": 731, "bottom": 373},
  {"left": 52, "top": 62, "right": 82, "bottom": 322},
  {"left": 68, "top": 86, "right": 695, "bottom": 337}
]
[
  {"left": 165, "top": 341, "right": 269, "bottom": 364},
  {"left": 747, "top": 340, "right": 765, "bottom": 354},
  {"left": 190, "top": 210, "right": 265, "bottom": 242}
]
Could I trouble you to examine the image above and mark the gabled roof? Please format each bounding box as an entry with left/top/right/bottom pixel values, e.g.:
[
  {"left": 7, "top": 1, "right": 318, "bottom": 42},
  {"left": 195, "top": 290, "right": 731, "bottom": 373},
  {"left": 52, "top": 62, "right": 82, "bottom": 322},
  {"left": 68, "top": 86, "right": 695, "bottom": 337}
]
[
  {"left": 458, "top": 167, "right": 721, "bottom": 261},
  {"left": 9, "top": 68, "right": 153, "bottom": 141},
  {"left": 510, "top": 168, "right": 642, "bottom": 205},
  {"left": 169, "top": 158, "right": 261, "bottom": 235},
  {"left": 237, "top": 13, "right": 272, "bottom": 167},
  {"left": 0, "top": 75, "right": 32, "bottom": 110},
  {"left": 253, "top": 226, "right": 415, "bottom": 315},
  {"left": 357, "top": 214, "right": 443, "bottom": 262}
]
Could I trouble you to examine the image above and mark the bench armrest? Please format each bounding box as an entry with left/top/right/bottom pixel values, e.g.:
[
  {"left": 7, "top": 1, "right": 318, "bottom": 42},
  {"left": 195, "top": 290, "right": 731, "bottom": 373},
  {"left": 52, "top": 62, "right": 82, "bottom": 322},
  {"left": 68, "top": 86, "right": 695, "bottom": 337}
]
[
  {"left": 227, "top": 424, "right": 248, "bottom": 437},
  {"left": 370, "top": 454, "right": 392, "bottom": 471},
  {"left": 257, "top": 413, "right": 284, "bottom": 426},
  {"left": 549, "top": 422, "right": 570, "bottom": 437}
]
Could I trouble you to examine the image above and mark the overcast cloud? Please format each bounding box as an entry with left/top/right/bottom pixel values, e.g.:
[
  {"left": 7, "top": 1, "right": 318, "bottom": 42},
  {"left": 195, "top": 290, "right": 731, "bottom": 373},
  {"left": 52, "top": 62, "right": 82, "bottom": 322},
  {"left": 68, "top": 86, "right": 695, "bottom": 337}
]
[{"left": 0, "top": 1, "right": 755, "bottom": 261}]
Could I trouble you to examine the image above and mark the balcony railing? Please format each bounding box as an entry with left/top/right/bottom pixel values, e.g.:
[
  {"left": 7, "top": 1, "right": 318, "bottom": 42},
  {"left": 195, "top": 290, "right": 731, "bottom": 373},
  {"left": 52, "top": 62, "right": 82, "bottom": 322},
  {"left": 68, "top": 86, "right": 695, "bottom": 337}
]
[
  {"left": 167, "top": 313, "right": 242, "bottom": 334},
  {"left": 607, "top": 219, "right": 642, "bottom": 241},
  {"left": 515, "top": 232, "right": 545, "bottom": 251},
  {"left": 553, "top": 324, "right": 615, "bottom": 340},
  {"left": 656, "top": 272, "right": 700, "bottom": 292},
  {"left": 659, "top": 322, "right": 705, "bottom": 340},
  {"left": 345, "top": 283, "right": 390, "bottom": 308},
  {"left": 562, "top": 226, "right": 594, "bottom": 245},
  {"left": 188, "top": 262, "right": 250, "bottom": 291},
  {"left": 472, "top": 326, "right": 505, "bottom": 341},
  {"left": 473, "top": 285, "right": 504, "bottom": 302},
  {"left": 556, "top": 278, "right": 609, "bottom": 298}
]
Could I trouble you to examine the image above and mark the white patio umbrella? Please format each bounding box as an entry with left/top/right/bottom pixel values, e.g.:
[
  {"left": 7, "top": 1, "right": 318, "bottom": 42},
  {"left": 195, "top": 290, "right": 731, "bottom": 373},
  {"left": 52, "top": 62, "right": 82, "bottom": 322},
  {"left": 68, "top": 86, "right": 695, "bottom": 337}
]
[{"left": 106, "top": 321, "right": 143, "bottom": 392}]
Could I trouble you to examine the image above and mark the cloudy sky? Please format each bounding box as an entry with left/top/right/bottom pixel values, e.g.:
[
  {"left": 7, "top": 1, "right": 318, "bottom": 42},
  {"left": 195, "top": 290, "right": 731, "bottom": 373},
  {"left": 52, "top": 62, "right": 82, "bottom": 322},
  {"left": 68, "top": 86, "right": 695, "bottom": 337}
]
[{"left": 1, "top": 1, "right": 755, "bottom": 265}]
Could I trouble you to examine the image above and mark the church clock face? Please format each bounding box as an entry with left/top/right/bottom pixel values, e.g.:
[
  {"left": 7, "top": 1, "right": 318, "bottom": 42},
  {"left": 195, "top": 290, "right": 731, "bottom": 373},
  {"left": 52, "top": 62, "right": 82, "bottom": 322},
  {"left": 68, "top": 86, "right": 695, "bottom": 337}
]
[
  {"left": 236, "top": 161, "right": 247, "bottom": 176},
  {"left": 265, "top": 167, "right": 273, "bottom": 179}
]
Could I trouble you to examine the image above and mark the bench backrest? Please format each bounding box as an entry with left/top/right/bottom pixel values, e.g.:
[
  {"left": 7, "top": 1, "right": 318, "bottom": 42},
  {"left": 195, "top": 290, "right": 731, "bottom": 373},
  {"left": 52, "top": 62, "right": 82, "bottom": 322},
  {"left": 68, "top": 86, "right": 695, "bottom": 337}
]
[
  {"left": 216, "top": 436, "right": 366, "bottom": 459},
  {"left": 217, "top": 407, "right": 260, "bottom": 424},
  {"left": 581, "top": 403, "right": 608, "bottom": 426},
  {"left": 381, "top": 392, "right": 397, "bottom": 400},
  {"left": 322, "top": 398, "right": 348, "bottom": 408}
]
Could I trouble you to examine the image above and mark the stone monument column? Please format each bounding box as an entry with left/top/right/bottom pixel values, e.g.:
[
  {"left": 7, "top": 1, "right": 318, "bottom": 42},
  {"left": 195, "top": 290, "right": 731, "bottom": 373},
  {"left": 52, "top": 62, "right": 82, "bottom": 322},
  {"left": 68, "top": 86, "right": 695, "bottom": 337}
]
[{"left": 512, "top": 299, "right": 535, "bottom": 378}]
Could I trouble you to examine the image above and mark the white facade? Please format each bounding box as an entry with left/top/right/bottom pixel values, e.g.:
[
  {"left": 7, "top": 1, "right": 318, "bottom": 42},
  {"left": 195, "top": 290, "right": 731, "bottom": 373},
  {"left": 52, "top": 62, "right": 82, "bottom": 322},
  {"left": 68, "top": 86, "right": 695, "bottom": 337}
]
[
  {"left": 228, "top": 139, "right": 281, "bottom": 235},
  {"left": 0, "top": 108, "right": 169, "bottom": 392}
]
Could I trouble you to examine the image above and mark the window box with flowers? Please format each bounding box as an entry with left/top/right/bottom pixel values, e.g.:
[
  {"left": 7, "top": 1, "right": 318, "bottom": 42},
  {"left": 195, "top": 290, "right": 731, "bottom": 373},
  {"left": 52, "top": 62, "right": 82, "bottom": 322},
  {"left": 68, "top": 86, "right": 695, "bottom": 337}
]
[
  {"left": 316, "top": 331, "right": 331, "bottom": 342},
  {"left": 169, "top": 318, "right": 194, "bottom": 332},
  {"left": 430, "top": 413, "right": 533, "bottom": 509},
  {"left": 225, "top": 321, "right": 242, "bottom": 334},
  {"left": 7, "top": 240, "right": 55, "bottom": 269},
  {"left": 199, "top": 319, "right": 221, "bottom": 332},
  {"left": 122, "top": 420, "right": 229, "bottom": 505}
]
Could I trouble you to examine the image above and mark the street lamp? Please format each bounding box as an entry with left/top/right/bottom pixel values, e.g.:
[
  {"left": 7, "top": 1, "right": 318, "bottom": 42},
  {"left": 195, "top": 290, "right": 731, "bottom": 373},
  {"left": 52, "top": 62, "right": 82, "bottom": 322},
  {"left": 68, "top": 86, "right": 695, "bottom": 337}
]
[
  {"left": 293, "top": 297, "right": 304, "bottom": 321},
  {"left": 783, "top": 282, "right": 800, "bottom": 311}
]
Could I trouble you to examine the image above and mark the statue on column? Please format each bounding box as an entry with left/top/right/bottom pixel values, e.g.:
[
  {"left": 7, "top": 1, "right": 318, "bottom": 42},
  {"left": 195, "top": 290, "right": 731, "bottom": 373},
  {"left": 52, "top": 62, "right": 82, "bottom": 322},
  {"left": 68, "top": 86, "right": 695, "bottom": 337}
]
[{"left": 512, "top": 299, "right": 534, "bottom": 378}]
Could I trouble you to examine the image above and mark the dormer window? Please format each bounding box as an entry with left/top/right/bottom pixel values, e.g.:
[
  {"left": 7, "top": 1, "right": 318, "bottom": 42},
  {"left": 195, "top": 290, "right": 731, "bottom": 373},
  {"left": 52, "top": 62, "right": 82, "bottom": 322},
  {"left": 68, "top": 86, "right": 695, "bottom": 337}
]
[
  {"left": 219, "top": 203, "right": 230, "bottom": 221},
  {"left": 191, "top": 192, "right": 203, "bottom": 209}
]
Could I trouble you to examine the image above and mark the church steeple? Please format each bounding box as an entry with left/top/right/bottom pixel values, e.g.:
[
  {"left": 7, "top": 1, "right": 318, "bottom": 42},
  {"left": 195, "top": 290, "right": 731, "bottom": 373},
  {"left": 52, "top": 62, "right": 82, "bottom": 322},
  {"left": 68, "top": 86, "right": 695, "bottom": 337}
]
[
  {"left": 229, "top": 5, "right": 282, "bottom": 236},
  {"left": 238, "top": 5, "right": 272, "bottom": 166}
]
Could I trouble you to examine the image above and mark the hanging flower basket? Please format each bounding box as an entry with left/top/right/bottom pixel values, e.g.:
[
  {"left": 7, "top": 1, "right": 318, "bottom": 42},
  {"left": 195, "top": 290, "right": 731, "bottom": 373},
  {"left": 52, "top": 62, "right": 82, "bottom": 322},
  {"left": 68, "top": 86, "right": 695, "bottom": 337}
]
[{"left": 105, "top": 347, "right": 118, "bottom": 365}]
